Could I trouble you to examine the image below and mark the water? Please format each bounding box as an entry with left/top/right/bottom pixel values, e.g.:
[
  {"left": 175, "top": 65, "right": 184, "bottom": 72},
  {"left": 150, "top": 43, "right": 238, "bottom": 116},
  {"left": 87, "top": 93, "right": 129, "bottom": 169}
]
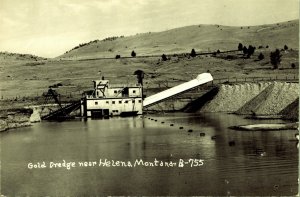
[{"left": 1, "top": 113, "right": 298, "bottom": 196}]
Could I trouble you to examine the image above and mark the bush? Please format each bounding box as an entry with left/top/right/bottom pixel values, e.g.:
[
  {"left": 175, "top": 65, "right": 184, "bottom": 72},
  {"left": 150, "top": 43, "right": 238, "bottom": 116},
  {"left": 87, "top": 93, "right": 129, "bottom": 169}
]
[
  {"left": 115, "top": 55, "right": 121, "bottom": 59},
  {"left": 284, "top": 45, "right": 288, "bottom": 50},
  {"left": 258, "top": 53, "right": 264, "bottom": 60},
  {"left": 225, "top": 55, "right": 237, "bottom": 60},
  {"left": 291, "top": 63, "right": 296, "bottom": 69},
  {"left": 134, "top": 70, "right": 144, "bottom": 85},
  {"left": 161, "top": 54, "right": 167, "bottom": 61}
]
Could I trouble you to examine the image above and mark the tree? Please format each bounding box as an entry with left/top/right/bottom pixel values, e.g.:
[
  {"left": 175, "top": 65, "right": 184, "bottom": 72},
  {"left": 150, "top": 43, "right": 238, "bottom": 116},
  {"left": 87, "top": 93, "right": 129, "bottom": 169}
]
[
  {"left": 190, "top": 49, "right": 196, "bottom": 57},
  {"left": 243, "top": 46, "right": 248, "bottom": 56},
  {"left": 284, "top": 45, "right": 288, "bottom": 50},
  {"left": 238, "top": 43, "right": 243, "bottom": 51},
  {"left": 247, "top": 45, "right": 255, "bottom": 58},
  {"left": 291, "top": 63, "right": 296, "bottom": 69},
  {"left": 258, "top": 53, "right": 264, "bottom": 60},
  {"left": 131, "top": 50, "right": 136, "bottom": 57},
  {"left": 161, "top": 54, "right": 167, "bottom": 61},
  {"left": 134, "top": 70, "right": 144, "bottom": 86},
  {"left": 115, "top": 54, "right": 121, "bottom": 59},
  {"left": 270, "top": 49, "right": 282, "bottom": 69}
]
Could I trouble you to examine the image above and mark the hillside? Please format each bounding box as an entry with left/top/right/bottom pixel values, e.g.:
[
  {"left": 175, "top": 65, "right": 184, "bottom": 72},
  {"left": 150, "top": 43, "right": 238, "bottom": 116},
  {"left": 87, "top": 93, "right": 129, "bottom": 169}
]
[
  {"left": 58, "top": 20, "right": 299, "bottom": 60},
  {"left": 0, "top": 20, "right": 298, "bottom": 107},
  {"left": 0, "top": 52, "right": 47, "bottom": 62}
]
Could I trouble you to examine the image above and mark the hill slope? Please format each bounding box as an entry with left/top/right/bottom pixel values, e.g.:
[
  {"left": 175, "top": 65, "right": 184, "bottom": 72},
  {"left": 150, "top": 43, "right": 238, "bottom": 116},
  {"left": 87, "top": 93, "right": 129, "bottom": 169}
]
[{"left": 58, "top": 20, "right": 299, "bottom": 60}]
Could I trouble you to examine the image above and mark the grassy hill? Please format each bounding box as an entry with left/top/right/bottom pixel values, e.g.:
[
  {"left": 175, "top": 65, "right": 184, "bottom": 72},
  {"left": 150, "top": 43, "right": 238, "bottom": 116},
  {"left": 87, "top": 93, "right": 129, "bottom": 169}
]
[
  {"left": 0, "top": 52, "right": 47, "bottom": 62},
  {"left": 58, "top": 20, "right": 299, "bottom": 60},
  {"left": 0, "top": 20, "right": 298, "bottom": 108}
]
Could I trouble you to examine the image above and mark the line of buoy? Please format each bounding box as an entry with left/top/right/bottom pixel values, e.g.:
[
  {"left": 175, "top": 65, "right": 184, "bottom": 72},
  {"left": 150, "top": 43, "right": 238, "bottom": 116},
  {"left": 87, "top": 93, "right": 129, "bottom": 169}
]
[{"left": 211, "top": 135, "right": 217, "bottom": 140}]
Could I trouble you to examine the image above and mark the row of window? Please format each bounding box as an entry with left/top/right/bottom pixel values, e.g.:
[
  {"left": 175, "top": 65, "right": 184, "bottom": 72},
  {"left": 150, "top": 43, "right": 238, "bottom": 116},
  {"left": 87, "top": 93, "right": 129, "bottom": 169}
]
[
  {"left": 96, "top": 90, "right": 139, "bottom": 96},
  {"left": 94, "top": 100, "right": 142, "bottom": 105},
  {"left": 113, "top": 90, "right": 137, "bottom": 94}
]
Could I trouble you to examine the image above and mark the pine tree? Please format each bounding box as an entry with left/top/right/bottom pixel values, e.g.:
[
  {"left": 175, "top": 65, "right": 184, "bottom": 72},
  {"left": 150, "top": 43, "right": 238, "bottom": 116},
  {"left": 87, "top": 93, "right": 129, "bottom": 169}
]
[
  {"left": 131, "top": 50, "right": 136, "bottom": 57},
  {"left": 238, "top": 43, "right": 243, "bottom": 51},
  {"left": 258, "top": 53, "right": 264, "bottom": 60},
  {"left": 161, "top": 54, "right": 167, "bottom": 61},
  {"left": 190, "top": 49, "right": 196, "bottom": 57},
  {"left": 270, "top": 49, "right": 281, "bottom": 69}
]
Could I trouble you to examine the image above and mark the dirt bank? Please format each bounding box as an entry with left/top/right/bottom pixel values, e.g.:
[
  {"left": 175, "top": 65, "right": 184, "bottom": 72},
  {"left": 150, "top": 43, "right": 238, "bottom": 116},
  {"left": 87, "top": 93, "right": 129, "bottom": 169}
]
[
  {"left": 0, "top": 108, "right": 33, "bottom": 132},
  {"left": 200, "top": 82, "right": 299, "bottom": 119},
  {"left": 201, "top": 82, "right": 271, "bottom": 112},
  {"left": 0, "top": 104, "right": 65, "bottom": 132},
  {"left": 236, "top": 82, "right": 298, "bottom": 115}
]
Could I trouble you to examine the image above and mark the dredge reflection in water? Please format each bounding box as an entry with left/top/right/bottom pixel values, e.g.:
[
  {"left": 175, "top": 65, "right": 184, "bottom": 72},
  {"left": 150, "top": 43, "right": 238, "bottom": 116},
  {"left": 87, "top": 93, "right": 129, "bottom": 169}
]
[{"left": 0, "top": 113, "right": 298, "bottom": 196}]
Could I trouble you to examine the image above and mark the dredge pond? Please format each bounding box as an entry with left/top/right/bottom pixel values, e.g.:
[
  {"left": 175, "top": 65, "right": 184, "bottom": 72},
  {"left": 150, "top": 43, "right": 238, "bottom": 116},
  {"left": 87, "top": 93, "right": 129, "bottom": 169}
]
[{"left": 0, "top": 112, "right": 298, "bottom": 196}]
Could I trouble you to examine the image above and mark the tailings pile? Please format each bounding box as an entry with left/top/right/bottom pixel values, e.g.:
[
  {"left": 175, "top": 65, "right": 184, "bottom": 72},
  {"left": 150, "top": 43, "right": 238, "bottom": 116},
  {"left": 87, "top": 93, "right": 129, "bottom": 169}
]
[
  {"left": 201, "top": 82, "right": 271, "bottom": 112},
  {"left": 200, "top": 82, "right": 299, "bottom": 120}
]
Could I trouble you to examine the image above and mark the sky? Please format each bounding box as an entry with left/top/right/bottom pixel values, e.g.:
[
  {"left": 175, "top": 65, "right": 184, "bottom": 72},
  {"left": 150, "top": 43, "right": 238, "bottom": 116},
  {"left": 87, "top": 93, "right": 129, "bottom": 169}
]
[{"left": 0, "top": 0, "right": 299, "bottom": 58}]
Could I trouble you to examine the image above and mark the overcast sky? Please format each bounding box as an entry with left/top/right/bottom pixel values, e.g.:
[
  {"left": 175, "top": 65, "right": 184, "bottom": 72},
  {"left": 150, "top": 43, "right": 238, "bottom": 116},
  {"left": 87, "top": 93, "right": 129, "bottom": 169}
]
[{"left": 0, "top": 0, "right": 299, "bottom": 58}]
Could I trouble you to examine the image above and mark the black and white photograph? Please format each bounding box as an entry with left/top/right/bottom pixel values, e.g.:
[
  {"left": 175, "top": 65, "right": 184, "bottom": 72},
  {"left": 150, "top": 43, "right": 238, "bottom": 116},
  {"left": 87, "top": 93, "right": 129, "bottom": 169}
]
[{"left": 0, "top": 0, "right": 299, "bottom": 196}]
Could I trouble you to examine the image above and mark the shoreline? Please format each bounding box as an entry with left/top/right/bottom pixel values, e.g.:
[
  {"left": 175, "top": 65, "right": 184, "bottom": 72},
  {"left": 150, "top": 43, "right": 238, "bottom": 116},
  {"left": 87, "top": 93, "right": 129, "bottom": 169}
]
[{"left": 1, "top": 81, "right": 298, "bottom": 132}]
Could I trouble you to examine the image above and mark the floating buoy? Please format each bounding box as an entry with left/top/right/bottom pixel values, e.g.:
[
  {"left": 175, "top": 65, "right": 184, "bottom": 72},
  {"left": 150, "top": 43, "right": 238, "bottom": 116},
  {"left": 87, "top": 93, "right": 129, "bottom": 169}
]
[
  {"left": 229, "top": 140, "right": 235, "bottom": 146},
  {"left": 211, "top": 135, "right": 217, "bottom": 140},
  {"left": 260, "top": 152, "right": 266, "bottom": 157},
  {"left": 188, "top": 129, "right": 193, "bottom": 132},
  {"left": 200, "top": 132, "right": 205, "bottom": 136},
  {"left": 295, "top": 133, "right": 299, "bottom": 140}
]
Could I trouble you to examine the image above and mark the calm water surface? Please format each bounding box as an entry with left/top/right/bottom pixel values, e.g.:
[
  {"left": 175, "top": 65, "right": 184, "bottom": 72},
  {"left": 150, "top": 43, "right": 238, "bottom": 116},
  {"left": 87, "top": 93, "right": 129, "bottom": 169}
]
[{"left": 1, "top": 113, "right": 298, "bottom": 196}]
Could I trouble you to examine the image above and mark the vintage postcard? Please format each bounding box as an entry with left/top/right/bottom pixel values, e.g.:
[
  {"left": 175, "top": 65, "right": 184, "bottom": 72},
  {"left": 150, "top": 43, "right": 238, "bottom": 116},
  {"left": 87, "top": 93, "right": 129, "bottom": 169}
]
[{"left": 0, "top": 0, "right": 299, "bottom": 196}]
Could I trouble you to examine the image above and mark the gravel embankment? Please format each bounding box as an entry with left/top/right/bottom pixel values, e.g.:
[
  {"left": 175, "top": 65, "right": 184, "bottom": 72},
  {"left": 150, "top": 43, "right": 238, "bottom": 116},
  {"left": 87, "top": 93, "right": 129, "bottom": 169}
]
[
  {"left": 201, "top": 82, "right": 299, "bottom": 119},
  {"left": 201, "top": 82, "right": 271, "bottom": 112},
  {"left": 280, "top": 98, "right": 299, "bottom": 120},
  {"left": 253, "top": 82, "right": 299, "bottom": 115}
]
